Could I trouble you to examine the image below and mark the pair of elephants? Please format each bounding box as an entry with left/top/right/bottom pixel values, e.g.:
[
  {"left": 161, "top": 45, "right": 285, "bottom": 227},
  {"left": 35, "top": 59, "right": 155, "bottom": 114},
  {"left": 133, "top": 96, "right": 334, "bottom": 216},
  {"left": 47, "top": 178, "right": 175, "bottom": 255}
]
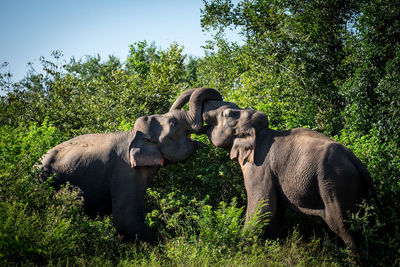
[{"left": 39, "top": 88, "right": 378, "bottom": 249}]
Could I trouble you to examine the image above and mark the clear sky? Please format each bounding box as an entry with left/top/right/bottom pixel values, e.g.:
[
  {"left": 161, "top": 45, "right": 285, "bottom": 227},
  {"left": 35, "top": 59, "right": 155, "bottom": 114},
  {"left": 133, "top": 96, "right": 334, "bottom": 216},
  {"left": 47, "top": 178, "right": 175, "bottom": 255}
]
[{"left": 0, "top": 0, "right": 241, "bottom": 81}]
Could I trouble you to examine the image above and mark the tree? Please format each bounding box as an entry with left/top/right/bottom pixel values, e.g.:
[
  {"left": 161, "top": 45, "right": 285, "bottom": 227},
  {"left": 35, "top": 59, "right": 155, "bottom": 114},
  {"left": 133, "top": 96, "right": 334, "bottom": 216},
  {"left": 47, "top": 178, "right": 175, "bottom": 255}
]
[
  {"left": 341, "top": 0, "right": 400, "bottom": 142},
  {"left": 200, "top": 0, "right": 360, "bottom": 134},
  {"left": 0, "top": 43, "right": 195, "bottom": 135}
]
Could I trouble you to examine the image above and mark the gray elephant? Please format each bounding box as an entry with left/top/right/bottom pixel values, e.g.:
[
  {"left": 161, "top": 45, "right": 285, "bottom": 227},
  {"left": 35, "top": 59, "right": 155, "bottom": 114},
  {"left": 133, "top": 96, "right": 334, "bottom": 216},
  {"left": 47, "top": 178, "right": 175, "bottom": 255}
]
[
  {"left": 172, "top": 88, "right": 378, "bottom": 249},
  {"left": 39, "top": 88, "right": 222, "bottom": 242}
]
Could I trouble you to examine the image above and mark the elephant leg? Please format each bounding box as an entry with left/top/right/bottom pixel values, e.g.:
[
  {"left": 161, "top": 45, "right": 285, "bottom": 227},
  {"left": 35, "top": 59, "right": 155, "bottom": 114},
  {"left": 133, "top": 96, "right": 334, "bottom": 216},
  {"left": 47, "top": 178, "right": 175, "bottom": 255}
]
[
  {"left": 272, "top": 202, "right": 287, "bottom": 238},
  {"left": 244, "top": 174, "right": 284, "bottom": 238},
  {"left": 81, "top": 189, "right": 112, "bottom": 218},
  {"left": 110, "top": 173, "right": 152, "bottom": 242},
  {"left": 264, "top": 197, "right": 286, "bottom": 239},
  {"left": 323, "top": 201, "right": 358, "bottom": 250}
]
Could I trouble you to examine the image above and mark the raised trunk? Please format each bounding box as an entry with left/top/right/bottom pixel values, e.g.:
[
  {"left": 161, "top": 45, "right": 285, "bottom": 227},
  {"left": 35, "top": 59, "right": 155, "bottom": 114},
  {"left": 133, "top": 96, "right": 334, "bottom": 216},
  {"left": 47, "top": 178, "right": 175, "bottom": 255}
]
[
  {"left": 170, "top": 88, "right": 223, "bottom": 132},
  {"left": 169, "top": 89, "right": 196, "bottom": 111}
]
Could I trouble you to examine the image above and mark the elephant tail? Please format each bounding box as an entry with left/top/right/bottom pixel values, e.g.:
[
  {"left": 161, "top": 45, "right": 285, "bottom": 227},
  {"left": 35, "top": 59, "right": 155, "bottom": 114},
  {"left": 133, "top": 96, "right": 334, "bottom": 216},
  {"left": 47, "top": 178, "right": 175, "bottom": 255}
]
[{"left": 348, "top": 149, "right": 382, "bottom": 214}]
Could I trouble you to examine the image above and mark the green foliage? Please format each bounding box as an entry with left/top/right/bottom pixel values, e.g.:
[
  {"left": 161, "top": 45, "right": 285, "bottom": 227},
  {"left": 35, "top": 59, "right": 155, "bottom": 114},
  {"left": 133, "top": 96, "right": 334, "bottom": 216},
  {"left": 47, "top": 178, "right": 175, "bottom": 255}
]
[
  {"left": 198, "top": 0, "right": 399, "bottom": 264},
  {"left": 65, "top": 54, "right": 122, "bottom": 82},
  {"left": 145, "top": 189, "right": 268, "bottom": 247},
  {"left": 335, "top": 128, "right": 400, "bottom": 263},
  {"left": 0, "top": 121, "right": 64, "bottom": 204},
  {"left": 153, "top": 135, "right": 245, "bottom": 205},
  {"left": 0, "top": 122, "right": 124, "bottom": 265},
  {"left": 200, "top": 0, "right": 400, "bottom": 139},
  {"left": 346, "top": 201, "right": 382, "bottom": 251},
  {"left": 0, "top": 184, "right": 121, "bottom": 265},
  {"left": 200, "top": 0, "right": 358, "bottom": 134},
  {"left": 119, "top": 229, "right": 339, "bottom": 266},
  {"left": 143, "top": 190, "right": 339, "bottom": 266},
  {"left": 0, "top": 42, "right": 193, "bottom": 136},
  {"left": 340, "top": 0, "right": 400, "bottom": 142},
  {"left": 0, "top": 0, "right": 399, "bottom": 263},
  {"left": 0, "top": 122, "right": 344, "bottom": 265}
]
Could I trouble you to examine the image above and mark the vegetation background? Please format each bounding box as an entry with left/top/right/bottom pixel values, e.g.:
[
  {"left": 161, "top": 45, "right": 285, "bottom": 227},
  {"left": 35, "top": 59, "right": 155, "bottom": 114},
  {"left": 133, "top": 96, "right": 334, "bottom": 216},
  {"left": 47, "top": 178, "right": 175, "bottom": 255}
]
[{"left": 1, "top": 0, "right": 399, "bottom": 265}]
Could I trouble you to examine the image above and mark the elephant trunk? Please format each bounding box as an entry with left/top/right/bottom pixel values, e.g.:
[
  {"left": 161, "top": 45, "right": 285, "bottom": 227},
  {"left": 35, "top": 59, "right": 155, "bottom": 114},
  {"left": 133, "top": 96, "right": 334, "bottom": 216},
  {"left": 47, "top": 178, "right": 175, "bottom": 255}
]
[
  {"left": 169, "top": 88, "right": 196, "bottom": 111},
  {"left": 170, "top": 88, "right": 222, "bottom": 132}
]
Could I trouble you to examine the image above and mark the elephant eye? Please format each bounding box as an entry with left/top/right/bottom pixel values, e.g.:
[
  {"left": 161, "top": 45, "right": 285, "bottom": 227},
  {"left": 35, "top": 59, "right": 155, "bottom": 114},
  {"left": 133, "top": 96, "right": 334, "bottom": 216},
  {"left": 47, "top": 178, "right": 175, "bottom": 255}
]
[
  {"left": 223, "top": 110, "right": 230, "bottom": 117},
  {"left": 169, "top": 118, "right": 177, "bottom": 128}
]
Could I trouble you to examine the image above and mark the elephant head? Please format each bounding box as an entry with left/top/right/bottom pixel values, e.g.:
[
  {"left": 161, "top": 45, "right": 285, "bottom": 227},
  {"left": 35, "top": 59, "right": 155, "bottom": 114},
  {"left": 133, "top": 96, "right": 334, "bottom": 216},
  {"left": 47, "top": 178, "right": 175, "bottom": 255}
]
[
  {"left": 203, "top": 106, "right": 269, "bottom": 165},
  {"left": 170, "top": 88, "right": 269, "bottom": 165},
  {"left": 130, "top": 87, "right": 222, "bottom": 167}
]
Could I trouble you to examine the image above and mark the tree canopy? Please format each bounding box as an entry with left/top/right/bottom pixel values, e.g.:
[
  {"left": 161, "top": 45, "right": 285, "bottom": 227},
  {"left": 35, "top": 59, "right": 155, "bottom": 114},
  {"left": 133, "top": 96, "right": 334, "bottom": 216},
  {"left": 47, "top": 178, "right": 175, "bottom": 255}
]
[{"left": 0, "top": 0, "right": 399, "bottom": 265}]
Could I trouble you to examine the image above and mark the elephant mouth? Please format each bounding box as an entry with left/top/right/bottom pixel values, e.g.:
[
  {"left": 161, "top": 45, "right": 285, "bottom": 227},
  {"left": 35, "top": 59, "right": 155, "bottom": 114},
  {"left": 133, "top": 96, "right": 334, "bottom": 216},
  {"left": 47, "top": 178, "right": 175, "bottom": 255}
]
[
  {"left": 162, "top": 133, "right": 203, "bottom": 162},
  {"left": 205, "top": 126, "right": 234, "bottom": 150}
]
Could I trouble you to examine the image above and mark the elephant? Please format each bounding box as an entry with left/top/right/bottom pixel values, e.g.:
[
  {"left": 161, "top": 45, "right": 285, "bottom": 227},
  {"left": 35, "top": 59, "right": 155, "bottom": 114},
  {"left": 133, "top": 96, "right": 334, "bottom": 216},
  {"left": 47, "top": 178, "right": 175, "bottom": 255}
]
[
  {"left": 39, "top": 88, "right": 222, "bottom": 242},
  {"left": 172, "top": 88, "right": 379, "bottom": 250}
]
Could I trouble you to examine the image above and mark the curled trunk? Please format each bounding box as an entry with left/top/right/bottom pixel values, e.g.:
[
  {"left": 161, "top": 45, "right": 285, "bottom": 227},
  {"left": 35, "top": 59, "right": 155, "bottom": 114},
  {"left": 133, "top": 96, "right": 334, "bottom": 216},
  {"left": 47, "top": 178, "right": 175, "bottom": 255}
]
[{"left": 170, "top": 88, "right": 222, "bottom": 132}]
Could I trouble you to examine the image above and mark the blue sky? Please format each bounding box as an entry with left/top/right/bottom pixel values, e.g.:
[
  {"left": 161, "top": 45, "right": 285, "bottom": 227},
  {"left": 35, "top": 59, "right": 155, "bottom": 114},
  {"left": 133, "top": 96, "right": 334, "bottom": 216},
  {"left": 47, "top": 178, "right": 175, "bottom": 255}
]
[{"left": 1, "top": 0, "right": 241, "bottom": 81}]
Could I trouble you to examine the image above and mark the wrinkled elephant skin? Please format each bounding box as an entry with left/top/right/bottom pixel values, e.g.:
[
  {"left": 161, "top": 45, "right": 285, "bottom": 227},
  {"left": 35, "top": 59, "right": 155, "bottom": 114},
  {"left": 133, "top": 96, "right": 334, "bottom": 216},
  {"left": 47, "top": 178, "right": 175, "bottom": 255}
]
[
  {"left": 39, "top": 88, "right": 222, "bottom": 242},
  {"left": 176, "top": 88, "right": 379, "bottom": 250}
]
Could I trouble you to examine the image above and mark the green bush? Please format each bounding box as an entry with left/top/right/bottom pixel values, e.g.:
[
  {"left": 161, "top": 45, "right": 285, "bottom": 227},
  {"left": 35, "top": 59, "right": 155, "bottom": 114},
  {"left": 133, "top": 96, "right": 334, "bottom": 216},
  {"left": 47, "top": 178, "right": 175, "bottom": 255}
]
[
  {"left": 0, "top": 184, "right": 121, "bottom": 265},
  {"left": 0, "top": 122, "right": 124, "bottom": 265},
  {"left": 145, "top": 189, "right": 268, "bottom": 246},
  {"left": 142, "top": 189, "right": 340, "bottom": 266},
  {"left": 152, "top": 134, "right": 246, "bottom": 206},
  {"left": 0, "top": 121, "right": 342, "bottom": 265},
  {"left": 1, "top": 2, "right": 399, "bottom": 262}
]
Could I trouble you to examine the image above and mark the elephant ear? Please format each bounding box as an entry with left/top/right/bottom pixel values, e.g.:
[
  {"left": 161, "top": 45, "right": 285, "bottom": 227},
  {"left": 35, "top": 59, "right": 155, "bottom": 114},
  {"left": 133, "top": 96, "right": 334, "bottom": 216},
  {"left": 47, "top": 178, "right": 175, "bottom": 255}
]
[
  {"left": 129, "top": 131, "right": 164, "bottom": 167},
  {"left": 230, "top": 128, "right": 256, "bottom": 166}
]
